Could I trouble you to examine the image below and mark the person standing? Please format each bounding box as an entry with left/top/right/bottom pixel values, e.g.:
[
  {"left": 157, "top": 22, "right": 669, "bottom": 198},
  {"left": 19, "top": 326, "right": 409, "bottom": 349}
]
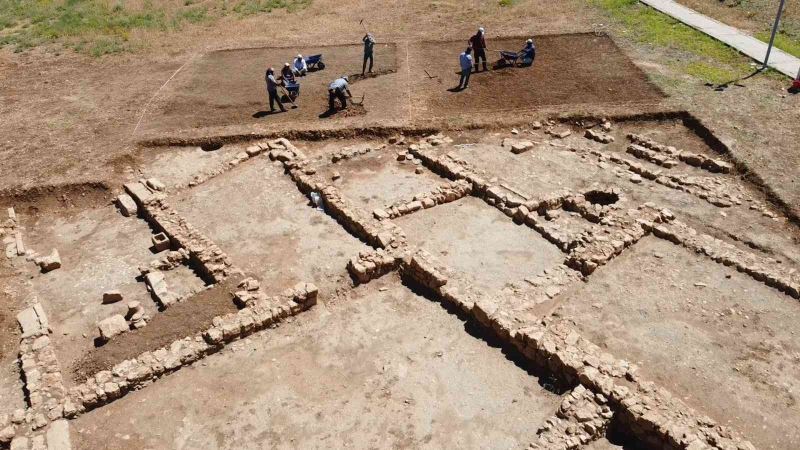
[
  {"left": 265, "top": 67, "right": 286, "bottom": 113},
  {"left": 458, "top": 47, "right": 473, "bottom": 90},
  {"left": 328, "top": 75, "right": 352, "bottom": 111},
  {"left": 362, "top": 32, "right": 375, "bottom": 75},
  {"left": 469, "top": 27, "right": 488, "bottom": 72}
]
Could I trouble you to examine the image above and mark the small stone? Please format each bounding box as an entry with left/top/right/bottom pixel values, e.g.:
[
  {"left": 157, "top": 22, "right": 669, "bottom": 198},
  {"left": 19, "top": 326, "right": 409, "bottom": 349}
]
[
  {"left": 629, "top": 174, "right": 643, "bottom": 184},
  {"left": 102, "top": 291, "right": 123, "bottom": 304},
  {"left": 146, "top": 178, "right": 165, "bottom": 192},
  {"left": 694, "top": 282, "right": 707, "bottom": 288},
  {"left": 332, "top": 171, "right": 341, "bottom": 180},
  {"left": 415, "top": 167, "right": 424, "bottom": 174},
  {"left": 511, "top": 128, "right": 519, "bottom": 135},
  {"left": 7, "top": 207, "right": 16, "bottom": 222}
]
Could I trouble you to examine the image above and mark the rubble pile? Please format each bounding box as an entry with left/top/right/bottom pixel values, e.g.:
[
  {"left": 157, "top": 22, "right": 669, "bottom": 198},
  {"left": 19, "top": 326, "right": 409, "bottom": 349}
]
[
  {"left": 627, "top": 134, "right": 733, "bottom": 174},
  {"left": 584, "top": 129, "right": 614, "bottom": 144},
  {"left": 347, "top": 248, "right": 401, "bottom": 284},
  {"left": 180, "top": 141, "right": 273, "bottom": 189},
  {"left": 529, "top": 385, "right": 613, "bottom": 449},
  {"left": 373, "top": 179, "right": 472, "bottom": 220},
  {"left": 330, "top": 143, "right": 386, "bottom": 163},
  {"left": 566, "top": 205, "right": 673, "bottom": 275},
  {"left": 6, "top": 304, "right": 72, "bottom": 447},
  {"left": 139, "top": 248, "right": 190, "bottom": 275}
]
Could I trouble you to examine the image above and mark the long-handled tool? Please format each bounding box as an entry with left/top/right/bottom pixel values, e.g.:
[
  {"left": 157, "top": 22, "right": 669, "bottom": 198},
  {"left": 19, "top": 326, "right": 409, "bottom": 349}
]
[
  {"left": 279, "top": 86, "right": 298, "bottom": 109},
  {"left": 350, "top": 92, "right": 366, "bottom": 106},
  {"left": 424, "top": 70, "right": 438, "bottom": 80},
  {"left": 359, "top": 19, "right": 368, "bottom": 34}
]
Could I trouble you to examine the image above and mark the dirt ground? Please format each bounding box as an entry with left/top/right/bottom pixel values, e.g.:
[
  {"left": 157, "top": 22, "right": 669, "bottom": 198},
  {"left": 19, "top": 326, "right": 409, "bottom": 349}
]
[
  {"left": 172, "top": 155, "right": 368, "bottom": 295},
  {"left": 551, "top": 237, "right": 800, "bottom": 450},
  {"left": 396, "top": 196, "right": 565, "bottom": 293},
  {"left": 71, "top": 276, "right": 562, "bottom": 450},
  {"left": 139, "top": 43, "right": 402, "bottom": 137},
  {"left": 409, "top": 34, "right": 664, "bottom": 118},
  {"left": 2, "top": 0, "right": 800, "bottom": 448}
]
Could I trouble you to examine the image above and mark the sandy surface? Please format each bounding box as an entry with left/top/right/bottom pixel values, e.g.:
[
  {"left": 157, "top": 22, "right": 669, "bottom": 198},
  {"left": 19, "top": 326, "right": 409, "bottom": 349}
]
[{"left": 72, "top": 276, "right": 562, "bottom": 450}]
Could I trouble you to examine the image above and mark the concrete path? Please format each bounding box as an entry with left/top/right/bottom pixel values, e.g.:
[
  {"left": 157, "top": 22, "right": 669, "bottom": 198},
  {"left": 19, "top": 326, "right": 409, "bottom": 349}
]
[{"left": 640, "top": 0, "right": 800, "bottom": 78}]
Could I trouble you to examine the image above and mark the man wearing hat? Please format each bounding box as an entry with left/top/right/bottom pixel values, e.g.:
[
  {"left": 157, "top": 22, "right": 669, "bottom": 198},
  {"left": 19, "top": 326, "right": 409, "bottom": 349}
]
[
  {"left": 469, "top": 27, "right": 488, "bottom": 72},
  {"left": 328, "top": 75, "right": 352, "bottom": 111},
  {"left": 265, "top": 67, "right": 286, "bottom": 113},
  {"left": 520, "top": 38, "right": 536, "bottom": 66},
  {"left": 293, "top": 54, "right": 308, "bottom": 76}
]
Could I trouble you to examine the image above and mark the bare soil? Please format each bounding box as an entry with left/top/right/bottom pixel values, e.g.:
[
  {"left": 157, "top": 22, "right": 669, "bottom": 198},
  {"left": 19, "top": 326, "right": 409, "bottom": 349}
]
[
  {"left": 71, "top": 276, "right": 563, "bottom": 450},
  {"left": 69, "top": 275, "right": 242, "bottom": 384},
  {"left": 551, "top": 237, "right": 800, "bottom": 450},
  {"left": 410, "top": 34, "right": 664, "bottom": 118},
  {"left": 138, "top": 43, "right": 402, "bottom": 137},
  {"left": 172, "top": 156, "right": 369, "bottom": 295},
  {"left": 396, "top": 196, "right": 565, "bottom": 293}
]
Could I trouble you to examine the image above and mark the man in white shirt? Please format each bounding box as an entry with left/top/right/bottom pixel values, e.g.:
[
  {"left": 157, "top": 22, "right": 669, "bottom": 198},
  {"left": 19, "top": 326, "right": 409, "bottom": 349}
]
[{"left": 293, "top": 54, "right": 308, "bottom": 76}]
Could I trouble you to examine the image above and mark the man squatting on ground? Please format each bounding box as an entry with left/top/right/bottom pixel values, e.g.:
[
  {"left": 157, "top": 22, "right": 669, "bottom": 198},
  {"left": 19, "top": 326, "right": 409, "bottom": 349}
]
[
  {"left": 293, "top": 54, "right": 308, "bottom": 76},
  {"left": 265, "top": 67, "right": 286, "bottom": 113},
  {"left": 329, "top": 75, "right": 352, "bottom": 111},
  {"left": 469, "top": 27, "right": 488, "bottom": 72},
  {"left": 521, "top": 38, "right": 536, "bottom": 66},
  {"left": 362, "top": 32, "right": 375, "bottom": 75},
  {"left": 458, "top": 47, "right": 473, "bottom": 90}
]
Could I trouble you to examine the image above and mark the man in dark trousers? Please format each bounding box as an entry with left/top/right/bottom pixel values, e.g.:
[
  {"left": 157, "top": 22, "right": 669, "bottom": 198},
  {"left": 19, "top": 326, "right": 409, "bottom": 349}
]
[
  {"left": 328, "top": 75, "right": 352, "bottom": 111},
  {"left": 469, "top": 27, "right": 488, "bottom": 72},
  {"left": 265, "top": 67, "right": 286, "bottom": 113},
  {"left": 362, "top": 33, "right": 375, "bottom": 75}
]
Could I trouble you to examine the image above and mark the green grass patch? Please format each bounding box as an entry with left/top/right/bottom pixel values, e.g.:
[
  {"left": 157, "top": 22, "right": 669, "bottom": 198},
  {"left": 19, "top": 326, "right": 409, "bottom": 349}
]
[
  {"left": 0, "top": 0, "right": 310, "bottom": 55},
  {"left": 591, "top": 0, "right": 753, "bottom": 83},
  {"left": 498, "top": 0, "right": 515, "bottom": 6},
  {"left": 755, "top": 30, "right": 800, "bottom": 59}
]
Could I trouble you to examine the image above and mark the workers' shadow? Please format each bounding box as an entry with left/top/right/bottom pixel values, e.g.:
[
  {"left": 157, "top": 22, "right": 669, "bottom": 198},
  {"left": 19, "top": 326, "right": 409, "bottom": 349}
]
[
  {"left": 252, "top": 110, "right": 284, "bottom": 118},
  {"left": 319, "top": 109, "right": 338, "bottom": 119}
]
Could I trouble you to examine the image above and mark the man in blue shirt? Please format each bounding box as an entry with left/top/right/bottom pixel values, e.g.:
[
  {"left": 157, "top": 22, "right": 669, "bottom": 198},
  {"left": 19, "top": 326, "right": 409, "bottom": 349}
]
[
  {"left": 328, "top": 76, "right": 352, "bottom": 111},
  {"left": 362, "top": 33, "right": 375, "bottom": 75},
  {"left": 265, "top": 67, "right": 286, "bottom": 113},
  {"left": 458, "top": 47, "right": 473, "bottom": 90},
  {"left": 520, "top": 38, "right": 536, "bottom": 66}
]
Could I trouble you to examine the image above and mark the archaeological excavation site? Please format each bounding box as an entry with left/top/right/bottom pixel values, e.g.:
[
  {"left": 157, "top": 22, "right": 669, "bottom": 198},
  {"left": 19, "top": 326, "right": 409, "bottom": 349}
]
[{"left": 1, "top": 20, "right": 799, "bottom": 450}]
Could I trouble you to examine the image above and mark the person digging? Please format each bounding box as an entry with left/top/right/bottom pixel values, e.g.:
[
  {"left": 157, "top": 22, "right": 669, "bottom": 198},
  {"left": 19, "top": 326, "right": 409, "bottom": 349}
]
[
  {"left": 469, "top": 27, "right": 488, "bottom": 72},
  {"left": 328, "top": 75, "right": 352, "bottom": 111},
  {"left": 362, "top": 32, "right": 376, "bottom": 76},
  {"left": 265, "top": 67, "right": 286, "bottom": 113}
]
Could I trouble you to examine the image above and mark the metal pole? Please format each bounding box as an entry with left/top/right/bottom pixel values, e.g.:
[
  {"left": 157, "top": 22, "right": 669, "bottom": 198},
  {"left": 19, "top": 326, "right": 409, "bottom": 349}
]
[{"left": 763, "top": 0, "right": 787, "bottom": 70}]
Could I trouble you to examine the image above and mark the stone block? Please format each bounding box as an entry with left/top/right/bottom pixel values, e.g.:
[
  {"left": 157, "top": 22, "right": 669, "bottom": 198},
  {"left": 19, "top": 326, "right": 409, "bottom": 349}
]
[
  {"left": 102, "top": 291, "right": 123, "bottom": 304},
  {"left": 98, "top": 315, "right": 129, "bottom": 342},
  {"left": 146, "top": 178, "right": 165, "bottom": 192},
  {"left": 17, "top": 307, "right": 42, "bottom": 337},
  {"left": 151, "top": 232, "right": 170, "bottom": 252},
  {"left": 46, "top": 420, "right": 71, "bottom": 450},
  {"left": 116, "top": 194, "right": 137, "bottom": 217},
  {"left": 123, "top": 182, "right": 154, "bottom": 206},
  {"left": 7, "top": 207, "right": 16, "bottom": 222},
  {"left": 511, "top": 141, "right": 534, "bottom": 154},
  {"left": 144, "top": 272, "right": 173, "bottom": 306},
  {"left": 14, "top": 232, "right": 24, "bottom": 256}
]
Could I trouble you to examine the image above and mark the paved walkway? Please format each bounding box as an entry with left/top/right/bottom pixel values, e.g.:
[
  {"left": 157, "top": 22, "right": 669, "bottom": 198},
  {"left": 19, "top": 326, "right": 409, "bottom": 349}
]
[{"left": 641, "top": 0, "right": 800, "bottom": 78}]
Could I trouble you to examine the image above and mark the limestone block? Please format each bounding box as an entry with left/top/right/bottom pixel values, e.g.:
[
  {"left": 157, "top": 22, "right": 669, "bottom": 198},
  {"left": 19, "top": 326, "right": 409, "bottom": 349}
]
[
  {"left": 98, "top": 315, "right": 128, "bottom": 342},
  {"left": 123, "top": 182, "right": 154, "bottom": 206},
  {"left": 45, "top": 420, "right": 70, "bottom": 450},
  {"left": 146, "top": 178, "right": 165, "bottom": 192},
  {"left": 116, "top": 194, "right": 137, "bottom": 217}
]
